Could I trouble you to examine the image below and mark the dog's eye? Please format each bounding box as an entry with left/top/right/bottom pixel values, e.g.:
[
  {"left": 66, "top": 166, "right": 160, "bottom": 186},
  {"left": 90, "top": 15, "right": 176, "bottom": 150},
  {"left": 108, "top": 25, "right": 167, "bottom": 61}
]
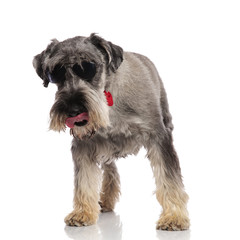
[
  {"left": 72, "top": 61, "right": 96, "bottom": 81},
  {"left": 47, "top": 65, "right": 66, "bottom": 83}
]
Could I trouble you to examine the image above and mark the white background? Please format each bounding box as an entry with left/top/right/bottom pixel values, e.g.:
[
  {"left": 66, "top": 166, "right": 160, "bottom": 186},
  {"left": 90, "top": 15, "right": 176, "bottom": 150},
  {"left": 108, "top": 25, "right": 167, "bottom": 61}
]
[{"left": 0, "top": 0, "right": 240, "bottom": 239}]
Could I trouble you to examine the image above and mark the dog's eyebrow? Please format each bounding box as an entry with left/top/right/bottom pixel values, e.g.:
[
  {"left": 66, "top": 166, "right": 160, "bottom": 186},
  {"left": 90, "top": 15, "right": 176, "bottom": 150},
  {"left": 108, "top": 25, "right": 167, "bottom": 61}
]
[{"left": 64, "top": 63, "right": 74, "bottom": 68}]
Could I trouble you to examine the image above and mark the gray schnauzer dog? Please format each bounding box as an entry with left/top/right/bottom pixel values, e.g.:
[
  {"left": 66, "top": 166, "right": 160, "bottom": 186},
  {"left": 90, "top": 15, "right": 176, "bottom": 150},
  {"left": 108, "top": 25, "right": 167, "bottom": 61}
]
[{"left": 33, "top": 33, "right": 190, "bottom": 230}]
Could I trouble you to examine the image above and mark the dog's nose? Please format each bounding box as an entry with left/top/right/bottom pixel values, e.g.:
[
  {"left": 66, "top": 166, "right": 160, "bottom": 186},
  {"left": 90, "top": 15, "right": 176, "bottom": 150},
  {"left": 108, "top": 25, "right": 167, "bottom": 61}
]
[
  {"left": 68, "top": 111, "right": 80, "bottom": 118},
  {"left": 68, "top": 104, "right": 87, "bottom": 117}
]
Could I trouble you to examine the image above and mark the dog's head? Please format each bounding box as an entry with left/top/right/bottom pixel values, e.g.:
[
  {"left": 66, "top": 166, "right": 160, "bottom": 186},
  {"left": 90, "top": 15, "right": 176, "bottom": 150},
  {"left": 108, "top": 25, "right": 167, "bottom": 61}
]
[{"left": 33, "top": 34, "right": 123, "bottom": 139}]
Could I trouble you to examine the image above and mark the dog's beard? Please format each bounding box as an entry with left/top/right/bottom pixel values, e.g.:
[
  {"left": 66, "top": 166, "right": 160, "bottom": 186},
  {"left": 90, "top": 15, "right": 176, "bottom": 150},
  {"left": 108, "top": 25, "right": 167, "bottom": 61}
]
[
  {"left": 71, "top": 92, "right": 110, "bottom": 140},
  {"left": 70, "top": 112, "right": 108, "bottom": 140},
  {"left": 49, "top": 110, "right": 67, "bottom": 132},
  {"left": 49, "top": 89, "right": 110, "bottom": 139}
]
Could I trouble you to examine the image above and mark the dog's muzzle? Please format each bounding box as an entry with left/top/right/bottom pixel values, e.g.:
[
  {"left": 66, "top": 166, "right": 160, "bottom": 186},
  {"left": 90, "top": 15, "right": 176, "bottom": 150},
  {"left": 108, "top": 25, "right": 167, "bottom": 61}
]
[{"left": 65, "top": 112, "right": 89, "bottom": 128}]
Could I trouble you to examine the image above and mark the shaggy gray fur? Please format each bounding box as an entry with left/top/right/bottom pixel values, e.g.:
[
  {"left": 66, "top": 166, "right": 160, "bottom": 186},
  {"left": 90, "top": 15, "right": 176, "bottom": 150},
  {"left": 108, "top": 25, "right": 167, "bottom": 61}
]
[{"left": 33, "top": 34, "right": 189, "bottom": 230}]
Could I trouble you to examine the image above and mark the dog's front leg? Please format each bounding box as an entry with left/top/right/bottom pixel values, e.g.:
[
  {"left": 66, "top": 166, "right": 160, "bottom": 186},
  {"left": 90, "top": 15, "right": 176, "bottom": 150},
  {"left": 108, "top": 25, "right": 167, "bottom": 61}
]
[{"left": 65, "top": 153, "right": 102, "bottom": 227}]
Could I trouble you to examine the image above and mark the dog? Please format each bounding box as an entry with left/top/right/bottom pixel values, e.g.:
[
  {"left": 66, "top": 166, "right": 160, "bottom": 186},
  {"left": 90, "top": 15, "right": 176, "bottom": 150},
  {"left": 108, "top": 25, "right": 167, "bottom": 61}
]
[{"left": 33, "top": 33, "right": 190, "bottom": 230}]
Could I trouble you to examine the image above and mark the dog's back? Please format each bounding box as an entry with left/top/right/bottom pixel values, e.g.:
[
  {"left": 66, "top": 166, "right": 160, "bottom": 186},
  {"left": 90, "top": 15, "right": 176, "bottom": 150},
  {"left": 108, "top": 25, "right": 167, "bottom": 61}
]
[{"left": 106, "top": 51, "right": 173, "bottom": 134}]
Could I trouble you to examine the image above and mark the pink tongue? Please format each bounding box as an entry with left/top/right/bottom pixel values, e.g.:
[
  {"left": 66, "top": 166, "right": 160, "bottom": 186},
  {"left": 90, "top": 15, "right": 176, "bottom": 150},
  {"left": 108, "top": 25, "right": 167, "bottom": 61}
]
[{"left": 65, "top": 112, "right": 89, "bottom": 128}]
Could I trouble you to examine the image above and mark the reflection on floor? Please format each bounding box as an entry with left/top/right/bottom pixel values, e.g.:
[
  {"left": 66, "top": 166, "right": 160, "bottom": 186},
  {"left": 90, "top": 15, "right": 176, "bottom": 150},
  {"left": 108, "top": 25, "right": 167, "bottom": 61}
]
[{"left": 65, "top": 212, "right": 191, "bottom": 240}]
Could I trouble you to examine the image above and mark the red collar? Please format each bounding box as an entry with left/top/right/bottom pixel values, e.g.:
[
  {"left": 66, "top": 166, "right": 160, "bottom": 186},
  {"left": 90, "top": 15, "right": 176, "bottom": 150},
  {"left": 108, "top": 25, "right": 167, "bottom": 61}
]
[{"left": 104, "top": 91, "right": 113, "bottom": 106}]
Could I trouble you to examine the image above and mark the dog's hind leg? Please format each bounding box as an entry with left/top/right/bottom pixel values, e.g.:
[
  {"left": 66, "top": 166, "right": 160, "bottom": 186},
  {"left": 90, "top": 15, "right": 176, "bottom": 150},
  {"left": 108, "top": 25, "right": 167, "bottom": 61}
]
[
  {"left": 100, "top": 161, "right": 121, "bottom": 212},
  {"left": 146, "top": 129, "right": 190, "bottom": 230}
]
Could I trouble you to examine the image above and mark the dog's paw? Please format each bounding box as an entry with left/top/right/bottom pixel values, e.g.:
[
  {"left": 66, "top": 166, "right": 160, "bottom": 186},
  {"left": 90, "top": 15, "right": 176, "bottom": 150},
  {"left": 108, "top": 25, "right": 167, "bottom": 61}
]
[
  {"left": 156, "top": 213, "right": 190, "bottom": 231},
  {"left": 64, "top": 210, "right": 98, "bottom": 227},
  {"left": 100, "top": 206, "right": 113, "bottom": 213},
  {"left": 99, "top": 201, "right": 114, "bottom": 213}
]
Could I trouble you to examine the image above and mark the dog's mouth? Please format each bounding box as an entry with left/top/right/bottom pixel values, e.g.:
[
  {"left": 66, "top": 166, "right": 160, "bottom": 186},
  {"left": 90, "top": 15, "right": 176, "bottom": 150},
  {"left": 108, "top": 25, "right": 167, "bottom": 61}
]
[{"left": 65, "top": 112, "right": 89, "bottom": 128}]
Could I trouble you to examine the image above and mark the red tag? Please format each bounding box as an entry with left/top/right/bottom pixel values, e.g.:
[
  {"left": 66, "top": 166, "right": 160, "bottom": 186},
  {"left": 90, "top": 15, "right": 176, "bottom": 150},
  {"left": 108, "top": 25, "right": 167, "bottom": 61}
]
[{"left": 104, "top": 91, "right": 113, "bottom": 106}]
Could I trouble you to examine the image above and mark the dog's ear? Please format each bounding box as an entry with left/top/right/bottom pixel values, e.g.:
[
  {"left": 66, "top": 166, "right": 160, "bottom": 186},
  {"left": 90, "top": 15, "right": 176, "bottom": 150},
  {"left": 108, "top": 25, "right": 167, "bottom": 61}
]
[
  {"left": 32, "top": 39, "right": 59, "bottom": 87},
  {"left": 89, "top": 33, "right": 123, "bottom": 73}
]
